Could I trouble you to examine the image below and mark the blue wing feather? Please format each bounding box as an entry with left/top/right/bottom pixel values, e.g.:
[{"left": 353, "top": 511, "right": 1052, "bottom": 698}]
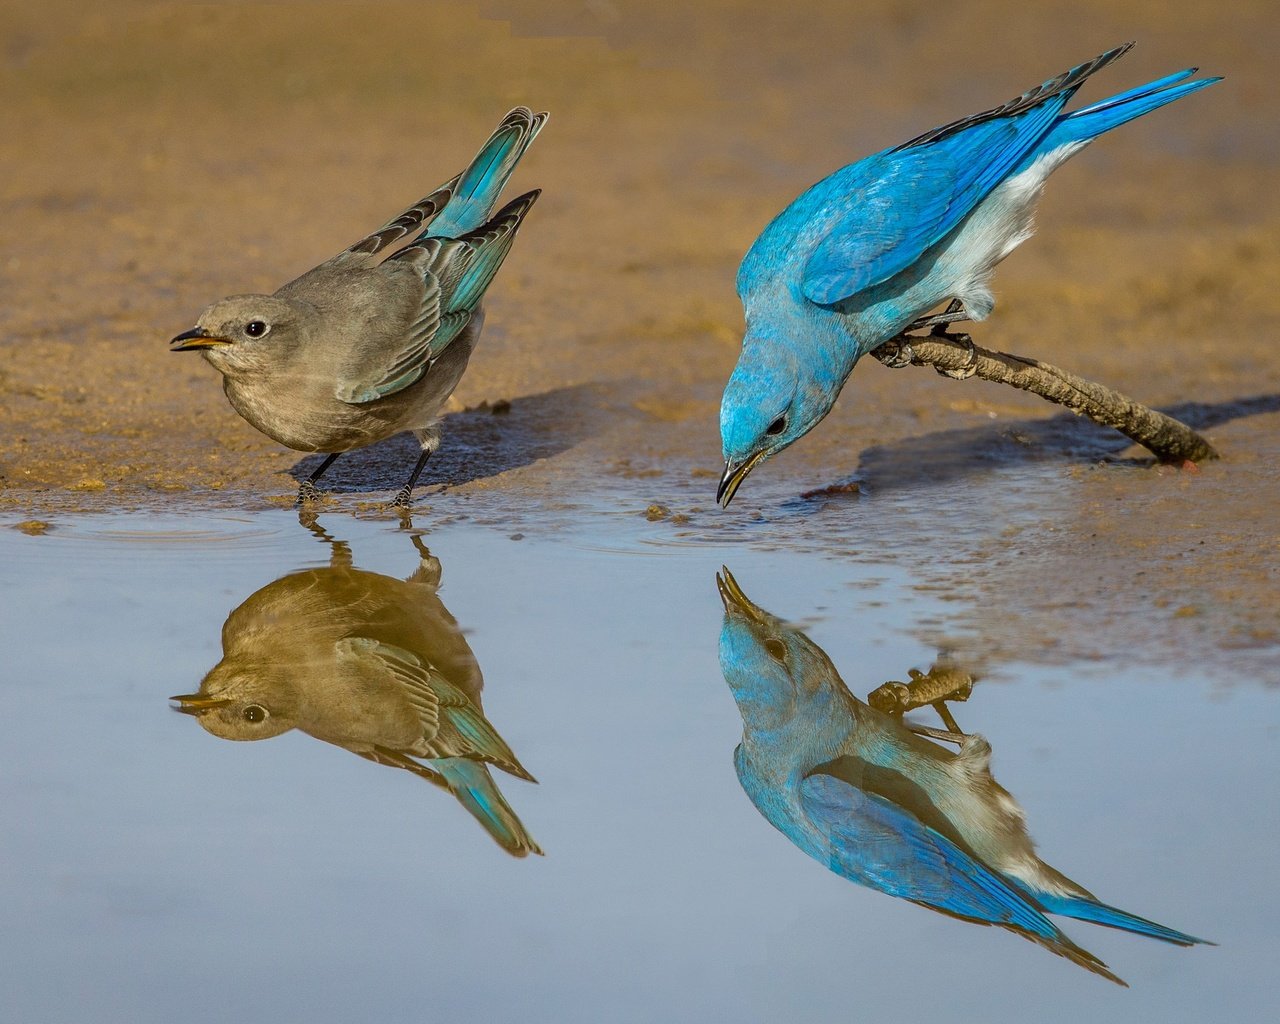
[
  {"left": 799, "top": 771, "right": 1058, "bottom": 937},
  {"left": 800, "top": 101, "right": 1067, "bottom": 305}
]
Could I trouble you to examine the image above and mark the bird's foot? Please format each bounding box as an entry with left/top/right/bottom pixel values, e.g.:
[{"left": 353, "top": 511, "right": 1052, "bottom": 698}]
[
  {"left": 390, "top": 485, "right": 414, "bottom": 511},
  {"left": 934, "top": 332, "right": 978, "bottom": 380},
  {"left": 905, "top": 722, "right": 968, "bottom": 746},
  {"left": 296, "top": 480, "right": 326, "bottom": 506},
  {"left": 874, "top": 336, "right": 916, "bottom": 369},
  {"left": 904, "top": 298, "right": 969, "bottom": 335}
]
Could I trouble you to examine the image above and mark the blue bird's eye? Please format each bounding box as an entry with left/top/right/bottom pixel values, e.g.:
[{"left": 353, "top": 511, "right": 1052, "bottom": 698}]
[
  {"left": 766, "top": 416, "right": 787, "bottom": 436},
  {"left": 242, "top": 704, "right": 268, "bottom": 723},
  {"left": 763, "top": 638, "right": 786, "bottom": 662},
  {"left": 244, "top": 320, "right": 269, "bottom": 338}
]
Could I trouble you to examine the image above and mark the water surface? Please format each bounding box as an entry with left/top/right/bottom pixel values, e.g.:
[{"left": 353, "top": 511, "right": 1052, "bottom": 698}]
[{"left": 1, "top": 511, "right": 1273, "bottom": 1022}]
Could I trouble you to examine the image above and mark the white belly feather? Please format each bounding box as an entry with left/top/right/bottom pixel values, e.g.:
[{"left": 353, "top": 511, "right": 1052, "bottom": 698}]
[{"left": 940, "top": 141, "right": 1089, "bottom": 319}]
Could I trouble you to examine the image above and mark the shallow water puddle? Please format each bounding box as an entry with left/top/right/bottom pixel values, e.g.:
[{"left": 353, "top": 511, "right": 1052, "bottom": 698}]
[{"left": 0, "top": 511, "right": 1273, "bottom": 1022}]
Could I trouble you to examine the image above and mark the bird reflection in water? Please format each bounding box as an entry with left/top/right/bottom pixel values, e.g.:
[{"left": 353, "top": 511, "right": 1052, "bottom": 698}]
[
  {"left": 171, "top": 524, "right": 541, "bottom": 857},
  {"left": 716, "top": 567, "right": 1209, "bottom": 984}
]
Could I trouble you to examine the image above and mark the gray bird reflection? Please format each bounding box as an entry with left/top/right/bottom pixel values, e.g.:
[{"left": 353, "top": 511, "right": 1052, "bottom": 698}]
[
  {"left": 717, "top": 567, "right": 1208, "bottom": 985},
  {"left": 172, "top": 526, "right": 541, "bottom": 857}
]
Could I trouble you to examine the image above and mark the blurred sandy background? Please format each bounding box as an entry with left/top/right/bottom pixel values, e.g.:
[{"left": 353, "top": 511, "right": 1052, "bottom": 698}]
[{"left": 1, "top": 0, "right": 1276, "bottom": 666}]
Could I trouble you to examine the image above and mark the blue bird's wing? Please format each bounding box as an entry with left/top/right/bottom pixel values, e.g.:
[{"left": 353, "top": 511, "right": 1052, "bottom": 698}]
[
  {"left": 799, "top": 766, "right": 1127, "bottom": 983},
  {"left": 800, "top": 44, "right": 1133, "bottom": 306},
  {"left": 336, "top": 190, "right": 539, "bottom": 403},
  {"left": 798, "top": 768, "right": 1054, "bottom": 934}
]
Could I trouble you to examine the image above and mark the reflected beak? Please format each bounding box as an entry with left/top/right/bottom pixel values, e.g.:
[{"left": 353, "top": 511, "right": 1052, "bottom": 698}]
[
  {"left": 716, "top": 451, "right": 766, "bottom": 508},
  {"left": 716, "top": 566, "right": 767, "bottom": 623},
  {"left": 170, "top": 693, "right": 231, "bottom": 715},
  {"left": 170, "top": 327, "right": 232, "bottom": 351}
]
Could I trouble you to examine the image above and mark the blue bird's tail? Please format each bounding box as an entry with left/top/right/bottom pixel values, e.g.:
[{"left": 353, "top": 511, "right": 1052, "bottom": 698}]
[
  {"left": 1032, "top": 891, "right": 1212, "bottom": 946},
  {"left": 438, "top": 758, "right": 543, "bottom": 857},
  {"left": 1043, "top": 67, "right": 1220, "bottom": 150},
  {"left": 428, "top": 107, "right": 548, "bottom": 238}
]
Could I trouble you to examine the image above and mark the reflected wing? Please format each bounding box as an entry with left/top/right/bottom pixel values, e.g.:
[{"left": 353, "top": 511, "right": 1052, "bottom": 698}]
[
  {"left": 799, "top": 768, "right": 1053, "bottom": 934},
  {"left": 332, "top": 637, "right": 441, "bottom": 738},
  {"left": 428, "top": 675, "right": 536, "bottom": 782}
]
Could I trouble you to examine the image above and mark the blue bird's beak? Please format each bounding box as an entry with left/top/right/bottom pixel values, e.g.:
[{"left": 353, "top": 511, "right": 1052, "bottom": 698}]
[
  {"left": 716, "top": 566, "right": 767, "bottom": 622},
  {"left": 717, "top": 452, "right": 766, "bottom": 508},
  {"left": 170, "top": 327, "right": 232, "bottom": 351}
]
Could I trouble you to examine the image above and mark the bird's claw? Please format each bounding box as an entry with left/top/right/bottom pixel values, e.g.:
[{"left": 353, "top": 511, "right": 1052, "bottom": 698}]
[
  {"left": 390, "top": 486, "right": 414, "bottom": 511},
  {"left": 296, "top": 480, "right": 325, "bottom": 506},
  {"left": 935, "top": 333, "right": 978, "bottom": 380},
  {"left": 875, "top": 337, "right": 916, "bottom": 369}
]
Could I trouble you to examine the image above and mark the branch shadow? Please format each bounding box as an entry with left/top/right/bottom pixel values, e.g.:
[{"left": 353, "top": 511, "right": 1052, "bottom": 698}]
[
  {"left": 286, "top": 382, "right": 620, "bottom": 493},
  {"left": 851, "top": 393, "right": 1280, "bottom": 494}
]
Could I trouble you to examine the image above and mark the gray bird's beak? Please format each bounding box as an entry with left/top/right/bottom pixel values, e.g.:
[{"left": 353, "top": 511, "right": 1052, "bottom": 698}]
[
  {"left": 170, "top": 692, "right": 232, "bottom": 715},
  {"left": 716, "top": 566, "right": 767, "bottom": 623},
  {"left": 716, "top": 451, "right": 766, "bottom": 508},
  {"left": 170, "top": 327, "right": 232, "bottom": 351}
]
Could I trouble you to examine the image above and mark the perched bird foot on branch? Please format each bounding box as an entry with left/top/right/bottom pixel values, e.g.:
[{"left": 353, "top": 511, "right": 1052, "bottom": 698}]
[
  {"left": 934, "top": 332, "right": 979, "bottom": 380},
  {"left": 903, "top": 298, "right": 969, "bottom": 334},
  {"left": 874, "top": 336, "right": 916, "bottom": 368},
  {"left": 905, "top": 722, "right": 969, "bottom": 745}
]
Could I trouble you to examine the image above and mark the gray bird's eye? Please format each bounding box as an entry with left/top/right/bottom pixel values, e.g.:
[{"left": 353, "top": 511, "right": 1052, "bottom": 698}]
[
  {"left": 241, "top": 704, "right": 268, "bottom": 723},
  {"left": 244, "top": 320, "right": 269, "bottom": 338},
  {"left": 763, "top": 638, "right": 786, "bottom": 661},
  {"left": 766, "top": 416, "right": 787, "bottom": 436}
]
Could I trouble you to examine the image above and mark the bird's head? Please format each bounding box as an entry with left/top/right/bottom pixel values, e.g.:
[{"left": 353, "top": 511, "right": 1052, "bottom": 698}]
[
  {"left": 717, "top": 567, "right": 839, "bottom": 732},
  {"left": 170, "top": 663, "right": 296, "bottom": 741},
  {"left": 717, "top": 335, "right": 839, "bottom": 507},
  {"left": 170, "top": 294, "right": 310, "bottom": 377}
]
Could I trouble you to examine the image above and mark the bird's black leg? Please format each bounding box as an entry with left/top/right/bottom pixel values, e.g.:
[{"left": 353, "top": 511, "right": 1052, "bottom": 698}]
[
  {"left": 297, "top": 452, "right": 341, "bottom": 505},
  {"left": 904, "top": 298, "right": 968, "bottom": 334},
  {"left": 391, "top": 450, "right": 432, "bottom": 509}
]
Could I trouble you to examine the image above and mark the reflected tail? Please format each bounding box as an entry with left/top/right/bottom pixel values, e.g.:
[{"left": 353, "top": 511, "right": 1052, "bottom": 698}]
[
  {"left": 438, "top": 758, "right": 543, "bottom": 858},
  {"left": 1033, "top": 892, "right": 1212, "bottom": 946}
]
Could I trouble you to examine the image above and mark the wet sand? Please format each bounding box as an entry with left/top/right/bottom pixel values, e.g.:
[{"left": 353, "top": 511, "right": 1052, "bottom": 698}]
[{"left": 1, "top": 0, "right": 1277, "bottom": 673}]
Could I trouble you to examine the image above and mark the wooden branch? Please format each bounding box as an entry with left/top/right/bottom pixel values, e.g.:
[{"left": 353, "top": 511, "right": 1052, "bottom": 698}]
[{"left": 870, "top": 332, "right": 1219, "bottom": 464}]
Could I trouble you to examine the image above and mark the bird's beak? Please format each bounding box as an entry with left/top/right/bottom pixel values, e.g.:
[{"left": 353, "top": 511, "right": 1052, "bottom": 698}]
[
  {"left": 716, "top": 451, "right": 766, "bottom": 508},
  {"left": 170, "top": 693, "right": 232, "bottom": 715},
  {"left": 716, "top": 566, "right": 768, "bottom": 623},
  {"left": 170, "top": 327, "right": 232, "bottom": 351}
]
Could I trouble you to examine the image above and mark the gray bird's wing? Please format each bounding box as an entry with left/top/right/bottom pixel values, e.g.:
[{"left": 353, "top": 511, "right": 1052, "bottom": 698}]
[
  {"left": 425, "top": 675, "right": 536, "bottom": 781},
  {"left": 332, "top": 636, "right": 441, "bottom": 738},
  {"left": 342, "top": 177, "right": 460, "bottom": 258},
  {"left": 335, "top": 189, "right": 540, "bottom": 404}
]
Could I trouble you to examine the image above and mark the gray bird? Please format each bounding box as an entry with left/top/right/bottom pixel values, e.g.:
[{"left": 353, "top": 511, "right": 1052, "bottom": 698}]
[
  {"left": 171, "top": 108, "right": 546, "bottom": 507},
  {"left": 171, "top": 529, "right": 541, "bottom": 856}
]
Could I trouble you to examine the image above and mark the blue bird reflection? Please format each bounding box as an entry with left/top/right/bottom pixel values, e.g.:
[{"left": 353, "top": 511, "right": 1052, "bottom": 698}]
[{"left": 717, "top": 568, "right": 1209, "bottom": 984}]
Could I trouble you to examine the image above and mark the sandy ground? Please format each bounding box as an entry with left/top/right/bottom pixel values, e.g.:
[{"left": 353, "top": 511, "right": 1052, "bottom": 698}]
[{"left": 1, "top": 0, "right": 1277, "bottom": 673}]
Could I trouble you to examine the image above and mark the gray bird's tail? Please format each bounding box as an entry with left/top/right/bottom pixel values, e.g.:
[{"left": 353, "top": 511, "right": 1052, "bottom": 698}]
[
  {"left": 438, "top": 758, "right": 543, "bottom": 857},
  {"left": 428, "top": 107, "right": 547, "bottom": 238}
]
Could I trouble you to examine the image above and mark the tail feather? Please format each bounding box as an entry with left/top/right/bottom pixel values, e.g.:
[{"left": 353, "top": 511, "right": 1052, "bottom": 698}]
[
  {"left": 438, "top": 759, "right": 543, "bottom": 858},
  {"left": 1035, "top": 892, "right": 1213, "bottom": 946},
  {"left": 428, "top": 107, "right": 547, "bottom": 238},
  {"left": 1042, "top": 72, "right": 1220, "bottom": 150},
  {"left": 1018, "top": 925, "right": 1128, "bottom": 987}
]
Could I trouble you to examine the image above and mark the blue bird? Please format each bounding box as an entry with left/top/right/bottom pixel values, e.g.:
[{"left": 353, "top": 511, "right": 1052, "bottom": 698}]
[
  {"left": 717, "top": 44, "right": 1220, "bottom": 505},
  {"left": 716, "top": 567, "right": 1210, "bottom": 984}
]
